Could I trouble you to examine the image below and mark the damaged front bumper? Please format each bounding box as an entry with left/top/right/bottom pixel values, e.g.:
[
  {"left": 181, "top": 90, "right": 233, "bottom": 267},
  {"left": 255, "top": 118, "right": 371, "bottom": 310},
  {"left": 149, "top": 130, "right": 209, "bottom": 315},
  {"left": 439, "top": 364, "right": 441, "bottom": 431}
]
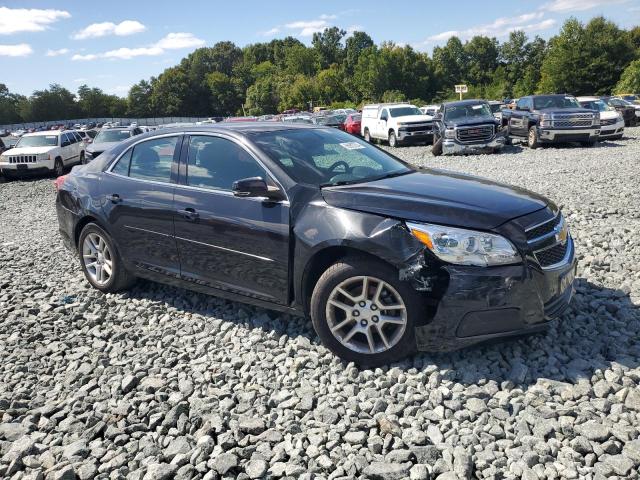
[
  {"left": 442, "top": 135, "right": 506, "bottom": 155},
  {"left": 413, "top": 239, "right": 576, "bottom": 352}
]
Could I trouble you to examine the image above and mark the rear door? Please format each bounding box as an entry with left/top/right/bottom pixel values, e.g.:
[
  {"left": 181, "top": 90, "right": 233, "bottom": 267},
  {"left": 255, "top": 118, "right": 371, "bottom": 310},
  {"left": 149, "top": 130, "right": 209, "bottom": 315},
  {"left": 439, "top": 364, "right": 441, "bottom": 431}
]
[
  {"left": 377, "top": 109, "right": 389, "bottom": 138},
  {"left": 509, "top": 98, "right": 528, "bottom": 135},
  {"left": 173, "top": 133, "right": 290, "bottom": 305},
  {"left": 100, "top": 135, "right": 182, "bottom": 278}
]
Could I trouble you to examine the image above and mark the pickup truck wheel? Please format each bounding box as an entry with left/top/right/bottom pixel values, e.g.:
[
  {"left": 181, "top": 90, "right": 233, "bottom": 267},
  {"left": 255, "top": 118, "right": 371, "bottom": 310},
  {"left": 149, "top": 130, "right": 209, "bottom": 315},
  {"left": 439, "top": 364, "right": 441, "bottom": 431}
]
[
  {"left": 53, "top": 158, "right": 64, "bottom": 176},
  {"left": 527, "top": 127, "right": 540, "bottom": 149},
  {"left": 503, "top": 126, "right": 512, "bottom": 145},
  {"left": 80, "top": 151, "right": 86, "bottom": 165},
  {"left": 310, "top": 257, "right": 422, "bottom": 367},
  {"left": 388, "top": 131, "right": 399, "bottom": 147},
  {"left": 363, "top": 128, "right": 371, "bottom": 142},
  {"left": 431, "top": 136, "right": 443, "bottom": 156},
  {"left": 78, "top": 223, "right": 135, "bottom": 293}
]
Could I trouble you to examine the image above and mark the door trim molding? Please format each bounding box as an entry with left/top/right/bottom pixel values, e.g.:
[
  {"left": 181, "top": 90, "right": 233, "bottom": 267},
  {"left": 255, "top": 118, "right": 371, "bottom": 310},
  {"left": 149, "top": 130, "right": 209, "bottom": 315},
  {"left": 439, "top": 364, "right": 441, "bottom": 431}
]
[{"left": 175, "top": 235, "right": 274, "bottom": 262}]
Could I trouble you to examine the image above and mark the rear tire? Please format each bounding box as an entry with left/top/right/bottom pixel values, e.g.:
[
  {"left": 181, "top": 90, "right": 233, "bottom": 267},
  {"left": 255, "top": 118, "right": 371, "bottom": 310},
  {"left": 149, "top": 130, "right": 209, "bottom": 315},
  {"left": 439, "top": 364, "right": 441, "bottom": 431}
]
[
  {"left": 78, "top": 223, "right": 135, "bottom": 293},
  {"left": 527, "top": 126, "right": 540, "bottom": 149},
  {"left": 310, "top": 256, "right": 423, "bottom": 367},
  {"left": 80, "top": 151, "right": 86, "bottom": 165},
  {"left": 363, "top": 128, "right": 371, "bottom": 142},
  {"left": 53, "top": 157, "right": 64, "bottom": 177}
]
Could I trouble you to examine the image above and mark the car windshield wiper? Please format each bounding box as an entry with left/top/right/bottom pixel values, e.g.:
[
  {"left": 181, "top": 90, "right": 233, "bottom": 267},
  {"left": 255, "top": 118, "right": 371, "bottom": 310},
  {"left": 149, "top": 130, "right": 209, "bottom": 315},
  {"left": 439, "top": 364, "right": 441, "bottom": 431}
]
[{"left": 320, "top": 169, "right": 413, "bottom": 188}]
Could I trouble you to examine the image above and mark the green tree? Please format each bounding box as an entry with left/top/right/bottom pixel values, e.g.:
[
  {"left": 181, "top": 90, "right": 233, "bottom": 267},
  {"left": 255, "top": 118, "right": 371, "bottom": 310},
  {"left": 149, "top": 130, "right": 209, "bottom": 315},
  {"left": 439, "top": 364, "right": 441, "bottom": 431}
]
[
  {"left": 539, "top": 17, "right": 634, "bottom": 95},
  {"left": 615, "top": 59, "right": 640, "bottom": 93},
  {"left": 464, "top": 36, "right": 499, "bottom": 86},
  {"left": 312, "top": 27, "right": 346, "bottom": 68},
  {"left": 127, "top": 80, "right": 153, "bottom": 117},
  {"left": 284, "top": 44, "right": 318, "bottom": 76},
  {"left": 206, "top": 72, "right": 242, "bottom": 115},
  {"left": 245, "top": 77, "right": 279, "bottom": 115},
  {"left": 150, "top": 67, "right": 190, "bottom": 115},
  {"left": 26, "top": 84, "right": 78, "bottom": 121},
  {"left": 344, "top": 31, "right": 374, "bottom": 74},
  {"left": 0, "top": 84, "right": 25, "bottom": 124},
  {"left": 432, "top": 36, "right": 467, "bottom": 95}
]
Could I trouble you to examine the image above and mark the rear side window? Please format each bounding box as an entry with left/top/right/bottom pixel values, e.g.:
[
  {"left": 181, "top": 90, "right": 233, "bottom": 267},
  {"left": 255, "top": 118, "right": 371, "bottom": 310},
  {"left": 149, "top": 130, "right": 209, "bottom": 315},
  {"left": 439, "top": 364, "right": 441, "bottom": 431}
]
[{"left": 128, "top": 137, "right": 178, "bottom": 183}]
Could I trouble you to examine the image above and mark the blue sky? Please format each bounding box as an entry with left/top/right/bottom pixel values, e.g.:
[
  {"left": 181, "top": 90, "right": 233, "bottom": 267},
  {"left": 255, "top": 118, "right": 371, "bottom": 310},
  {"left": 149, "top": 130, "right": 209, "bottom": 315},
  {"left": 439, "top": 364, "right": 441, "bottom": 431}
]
[{"left": 1, "top": 0, "right": 639, "bottom": 97}]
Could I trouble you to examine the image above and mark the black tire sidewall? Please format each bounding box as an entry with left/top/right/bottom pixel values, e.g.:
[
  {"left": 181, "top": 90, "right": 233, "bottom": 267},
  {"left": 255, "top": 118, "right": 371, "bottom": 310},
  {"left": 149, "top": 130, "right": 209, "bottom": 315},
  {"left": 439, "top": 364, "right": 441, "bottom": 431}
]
[
  {"left": 78, "top": 223, "right": 123, "bottom": 292},
  {"left": 364, "top": 128, "right": 370, "bottom": 142},
  {"left": 432, "top": 136, "right": 443, "bottom": 156},
  {"left": 54, "top": 158, "right": 64, "bottom": 176},
  {"left": 310, "top": 257, "right": 422, "bottom": 367}
]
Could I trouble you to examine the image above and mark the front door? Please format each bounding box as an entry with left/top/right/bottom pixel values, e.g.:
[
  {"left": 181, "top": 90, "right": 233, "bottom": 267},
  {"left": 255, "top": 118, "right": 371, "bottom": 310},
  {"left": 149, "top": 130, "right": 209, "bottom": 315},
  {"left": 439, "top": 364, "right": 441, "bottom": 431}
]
[
  {"left": 173, "top": 134, "right": 290, "bottom": 305},
  {"left": 100, "top": 135, "right": 182, "bottom": 278}
]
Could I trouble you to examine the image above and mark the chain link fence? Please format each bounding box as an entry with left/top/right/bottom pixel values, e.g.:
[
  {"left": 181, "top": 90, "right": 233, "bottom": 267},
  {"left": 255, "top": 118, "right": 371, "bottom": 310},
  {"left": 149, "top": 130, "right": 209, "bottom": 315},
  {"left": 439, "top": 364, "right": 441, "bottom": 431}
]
[{"left": 0, "top": 117, "right": 216, "bottom": 132}]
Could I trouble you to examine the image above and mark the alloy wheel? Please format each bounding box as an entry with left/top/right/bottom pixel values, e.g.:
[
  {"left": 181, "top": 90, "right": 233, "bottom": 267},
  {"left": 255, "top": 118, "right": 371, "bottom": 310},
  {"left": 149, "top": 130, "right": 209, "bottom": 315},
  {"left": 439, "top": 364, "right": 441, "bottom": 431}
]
[
  {"left": 82, "top": 232, "right": 113, "bottom": 286},
  {"left": 325, "top": 275, "right": 407, "bottom": 354}
]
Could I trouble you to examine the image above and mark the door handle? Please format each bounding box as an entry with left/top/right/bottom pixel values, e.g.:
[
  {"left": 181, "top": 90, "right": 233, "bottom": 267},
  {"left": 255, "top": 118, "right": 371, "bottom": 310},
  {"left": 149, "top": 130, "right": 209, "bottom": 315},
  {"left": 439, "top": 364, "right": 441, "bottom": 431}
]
[
  {"left": 106, "top": 194, "right": 121, "bottom": 204},
  {"left": 177, "top": 207, "right": 199, "bottom": 221}
]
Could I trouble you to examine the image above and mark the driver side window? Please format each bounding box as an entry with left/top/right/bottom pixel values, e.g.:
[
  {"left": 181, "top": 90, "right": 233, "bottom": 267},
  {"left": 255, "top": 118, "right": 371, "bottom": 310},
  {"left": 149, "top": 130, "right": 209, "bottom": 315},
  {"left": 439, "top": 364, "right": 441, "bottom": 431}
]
[
  {"left": 186, "top": 136, "right": 268, "bottom": 191},
  {"left": 516, "top": 98, "right": 528, "bottom": 111},
  {"left": 380, "top": 109, "right": 388, "bottom": 121}
]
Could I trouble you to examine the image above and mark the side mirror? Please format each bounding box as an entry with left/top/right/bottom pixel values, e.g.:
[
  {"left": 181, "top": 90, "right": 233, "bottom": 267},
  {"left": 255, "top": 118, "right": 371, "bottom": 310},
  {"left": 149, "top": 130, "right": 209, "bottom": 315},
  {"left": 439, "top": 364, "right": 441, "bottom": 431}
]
[{"left": 232, "top": 177, "right": 284, "bottom": 201}]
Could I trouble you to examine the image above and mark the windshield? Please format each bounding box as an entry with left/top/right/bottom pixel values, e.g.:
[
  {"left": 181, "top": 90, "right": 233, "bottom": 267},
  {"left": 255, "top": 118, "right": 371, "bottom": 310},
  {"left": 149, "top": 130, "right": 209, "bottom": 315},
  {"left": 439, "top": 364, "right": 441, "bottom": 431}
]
[
  {"left": 94, "top": 129, "right": 132, "bottom": 143},
  {"left": 349, "top": 114, "right": 362, "bottom": 122},
  {"left": 533, "top": 95, "right": 581, "bottom": 109},
  {"left": 251, "top": 128, "right": 412, "bottom": 187},
  {"left": 389, "top": 106, "right": 422, "bottom": 117},
  {"left": 444, "top": 103, "right": 492, "bottom": 121},
  {"left": 621, "top": 95, "right": 638, "bottom": 102},
  {"left": 579, "top": 100, "right": 613, "bottom": 112},
  {"left": 15, "top": 135, "right": 58, "bottom": 148}
]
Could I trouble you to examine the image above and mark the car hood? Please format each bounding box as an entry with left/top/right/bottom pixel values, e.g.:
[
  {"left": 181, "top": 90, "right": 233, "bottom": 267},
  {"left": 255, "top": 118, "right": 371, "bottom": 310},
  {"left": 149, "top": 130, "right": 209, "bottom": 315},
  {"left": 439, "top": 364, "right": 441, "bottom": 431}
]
[
  {"left": 321, "top": 169, "right": 549, "bottom": 230},
  {"left": 444, "top": 116, "right": 497, "bottom": 127},
  {"left": 600, "top": 110, "right": 622, "bottom": 120},
  {"left": 2, "top": 146, "right": 55, "bottom": 156},
  {"left": 87, "top": 142, "right": 116, "bottom": 153},
  {"left": 394, "top": 114, "right": 433, "bottom": 123}
]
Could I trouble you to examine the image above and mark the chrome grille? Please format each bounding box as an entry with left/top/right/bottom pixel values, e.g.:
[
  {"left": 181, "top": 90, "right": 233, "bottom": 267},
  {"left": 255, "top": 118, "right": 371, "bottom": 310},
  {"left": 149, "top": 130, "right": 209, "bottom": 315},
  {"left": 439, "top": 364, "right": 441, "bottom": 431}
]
[
  {"left": 400, "top": 122, "right": 433, "bottom": 133},
  {"left": 526, "top": 214, "right": 562, "bottom": 242},
  {"left": 551, "top": 113, "right": 594, "bottom": 128},
  {"left": 456, "top": 124, "right": 494, "bottom": 143},
  {"left": 8, "top": 155, "right": 38, "bottom": 164},
  {"left": 600, "top": 118, "right": 616, "bottom": 126},
  {"left": 535, "top": 242, "right": 568, "bottom": 267}
]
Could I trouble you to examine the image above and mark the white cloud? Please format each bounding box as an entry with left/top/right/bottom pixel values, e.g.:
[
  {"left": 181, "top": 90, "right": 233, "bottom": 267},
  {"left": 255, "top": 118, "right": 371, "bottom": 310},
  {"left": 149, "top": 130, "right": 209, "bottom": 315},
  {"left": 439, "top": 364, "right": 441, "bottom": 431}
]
[
  {"left": 0, "top": 7, "right": 70, "bottom": 35},
  {"left": 542, "top": 0, "right": 627, "bottom": 12},
  {"left": 103, "top": 46, "right": 164, "bottom": 59},
  {"left": 426, "top": 12, "right": 556, "bottom": 42},
  {"left": 260, "top": 27, "right": 280, "bottom": 36},
  {"left": 73, "top": 20, "right": 146, "bottom": 40},
  {"left": 71, "top": 32, "right": 205, "bottom": 61},
  {"left": 72, "top": 53, "right": 99, "bottom": 61},
  {"left": 285, "top": 19, "right": 330, "bottom": 36},
  {"left": 319, "top": 14, "right": 337, "bottom": 20},
  {"left": 46, "top": 48, "right": 69, "bottom": 57},
  {"left": 0, "top": 44, "right": 33, "bottom": 57},
  {"left": 346, "top": 24, "right": 364, "bottom": 35},
  {"left": 155, "top": 32, "right": 205, "bottom": 50}
]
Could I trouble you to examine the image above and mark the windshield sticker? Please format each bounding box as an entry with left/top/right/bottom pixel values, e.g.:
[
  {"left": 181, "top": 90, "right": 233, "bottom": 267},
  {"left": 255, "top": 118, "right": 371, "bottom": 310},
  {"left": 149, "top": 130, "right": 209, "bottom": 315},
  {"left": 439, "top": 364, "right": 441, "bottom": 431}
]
[
  {"left": 471, "top": 105, "right": 483, "bottom": 109},
  {"left": 339, "top": 142, "right": 366, "bottom": 150}
]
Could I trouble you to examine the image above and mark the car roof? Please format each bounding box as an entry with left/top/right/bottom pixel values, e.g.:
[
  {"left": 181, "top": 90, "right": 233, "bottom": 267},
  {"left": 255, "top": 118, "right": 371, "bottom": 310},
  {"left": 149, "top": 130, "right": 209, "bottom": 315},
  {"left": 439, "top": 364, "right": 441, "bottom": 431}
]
[
  {"left": 576, "top": 96, "right": 599, "bottom": 101},
  {"left": 23, "top": 130, "right": 61, "bottom": 137},
  {"left": 443, "top": 99, "right": 487, "bottom": 107},
  {"left": 151, "top": 122, "right": 320, "bottom": 135}
]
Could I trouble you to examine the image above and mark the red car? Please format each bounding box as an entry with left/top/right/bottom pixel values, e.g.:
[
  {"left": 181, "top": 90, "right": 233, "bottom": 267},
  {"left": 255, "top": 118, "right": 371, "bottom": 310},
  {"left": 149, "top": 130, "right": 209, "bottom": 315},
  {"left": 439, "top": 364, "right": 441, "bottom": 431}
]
[{"left": 344, "top": 113, "right": 362, "bottom": 135}]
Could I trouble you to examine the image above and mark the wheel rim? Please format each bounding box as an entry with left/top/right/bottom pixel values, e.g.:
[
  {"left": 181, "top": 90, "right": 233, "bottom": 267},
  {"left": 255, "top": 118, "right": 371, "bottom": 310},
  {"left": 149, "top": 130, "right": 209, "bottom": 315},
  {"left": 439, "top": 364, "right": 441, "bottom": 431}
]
[
  {"left": 528, "top": 129, "right": 535, "bottom": 145},
  {"left": 390, "top": 134, "right": 395, "bottom": 146},
  {"left": 325, "top": 276, "right": 407, "bottom": 354},
  {"left": 82, "top": 233, "right": 113, "bottom": 286},
  {"left": 55, "top": 161, "right": 63, "bottom": 175}
]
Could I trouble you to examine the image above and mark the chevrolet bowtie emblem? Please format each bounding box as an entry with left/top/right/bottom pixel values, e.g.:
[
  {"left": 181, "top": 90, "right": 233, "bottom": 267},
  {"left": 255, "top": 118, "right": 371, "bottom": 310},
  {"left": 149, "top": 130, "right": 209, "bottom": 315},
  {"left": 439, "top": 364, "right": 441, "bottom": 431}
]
[{"left": 555, "top": 221, "right": 569, "bottom": 244}]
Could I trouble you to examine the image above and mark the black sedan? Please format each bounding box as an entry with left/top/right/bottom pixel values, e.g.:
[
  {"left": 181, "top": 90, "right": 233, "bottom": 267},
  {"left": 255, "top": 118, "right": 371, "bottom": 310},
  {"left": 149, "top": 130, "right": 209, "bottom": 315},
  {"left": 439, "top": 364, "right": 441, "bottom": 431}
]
[{"left": 56, "top": 124, "right": 576, "bottom": 366}]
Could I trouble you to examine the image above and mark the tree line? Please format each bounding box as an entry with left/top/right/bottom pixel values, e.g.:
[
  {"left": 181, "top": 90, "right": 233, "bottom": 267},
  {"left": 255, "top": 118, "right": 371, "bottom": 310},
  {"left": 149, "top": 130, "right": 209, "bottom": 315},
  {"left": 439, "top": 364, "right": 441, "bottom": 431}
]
[{"left": 2, "top": 16, "right": 640, "bottom": 125}]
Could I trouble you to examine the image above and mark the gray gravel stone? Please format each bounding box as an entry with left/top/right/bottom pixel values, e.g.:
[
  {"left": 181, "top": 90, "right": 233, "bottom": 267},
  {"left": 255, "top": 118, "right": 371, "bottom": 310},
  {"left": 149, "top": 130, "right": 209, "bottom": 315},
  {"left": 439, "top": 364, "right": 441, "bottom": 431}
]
[{"left": 363, "top": 462, "right": 411, "bottom": 480}]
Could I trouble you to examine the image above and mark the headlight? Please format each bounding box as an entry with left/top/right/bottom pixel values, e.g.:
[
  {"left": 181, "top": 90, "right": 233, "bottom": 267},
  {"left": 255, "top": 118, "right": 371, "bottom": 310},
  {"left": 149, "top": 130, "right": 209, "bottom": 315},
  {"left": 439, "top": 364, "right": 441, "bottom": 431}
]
[
  {"left": 618, "top": 113, "right": 624, "bottom": 122},
  {"left": 406, "top": 222, "right": 521, "bottom": 266},
  {"left": 593, "top": 114, "right": 600, "bottom": 126},
  {"left": 444, "top": 128, "right": 455, "bottom": 139},
  {"left": 540, "top": 113, "right": 552, "bottom": 128},
  {"left": 397, "top": 122, "right": 406, "bottom": 127}
]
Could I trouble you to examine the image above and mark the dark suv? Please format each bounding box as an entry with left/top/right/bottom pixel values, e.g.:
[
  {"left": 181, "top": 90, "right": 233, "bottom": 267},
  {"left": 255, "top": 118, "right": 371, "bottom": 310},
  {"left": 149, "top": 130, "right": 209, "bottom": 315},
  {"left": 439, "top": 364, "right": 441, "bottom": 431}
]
[{"left": 55, "top": 124, "right": 576, "bottom": 366}]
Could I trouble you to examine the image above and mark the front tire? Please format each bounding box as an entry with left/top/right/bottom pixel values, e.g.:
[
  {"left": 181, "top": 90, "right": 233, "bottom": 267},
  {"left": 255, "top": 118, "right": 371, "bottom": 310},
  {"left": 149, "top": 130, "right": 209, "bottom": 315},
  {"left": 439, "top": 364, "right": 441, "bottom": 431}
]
[
  {"left": 431, "top": 135, "right": 443, "bottom": 156},
  {"left": 78, "top": 223, "right": 135, "bottom": 293},
  {"left": 388, "top": 131, "right": 399, "bottom": 148},
  {"left": 310, "top": 257, "right": 423, "bottom": 367},
  {"left": 527, "top": 126, "right": 540, "bottom": 149},
  {"left": 53, "top": 157, "right": 64, "bottom": 176}
]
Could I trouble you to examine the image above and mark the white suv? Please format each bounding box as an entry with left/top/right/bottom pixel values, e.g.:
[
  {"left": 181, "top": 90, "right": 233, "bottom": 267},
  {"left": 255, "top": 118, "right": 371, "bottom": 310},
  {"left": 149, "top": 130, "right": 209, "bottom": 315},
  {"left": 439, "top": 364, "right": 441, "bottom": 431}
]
[
  {"left": 0, "top": 130, "right": 85, "bottom": 178},
  {"left": 361, "top": 103, "right": 434, "bottom": 147}
]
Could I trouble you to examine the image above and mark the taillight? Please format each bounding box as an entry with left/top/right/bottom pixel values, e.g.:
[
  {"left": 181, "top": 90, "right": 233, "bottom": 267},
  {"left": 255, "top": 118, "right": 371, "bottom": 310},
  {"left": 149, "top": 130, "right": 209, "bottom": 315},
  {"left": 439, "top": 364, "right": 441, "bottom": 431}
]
[{"left": 54, "top": 174, "right": 69, "bottom": 191}]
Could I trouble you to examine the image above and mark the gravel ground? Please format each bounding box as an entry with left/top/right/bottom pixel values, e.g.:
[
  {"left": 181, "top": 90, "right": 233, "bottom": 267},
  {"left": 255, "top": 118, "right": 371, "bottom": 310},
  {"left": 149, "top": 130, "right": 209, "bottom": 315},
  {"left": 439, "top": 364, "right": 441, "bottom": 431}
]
[{"left": 1, "top": 129, "right": 640, "bottom": 480}]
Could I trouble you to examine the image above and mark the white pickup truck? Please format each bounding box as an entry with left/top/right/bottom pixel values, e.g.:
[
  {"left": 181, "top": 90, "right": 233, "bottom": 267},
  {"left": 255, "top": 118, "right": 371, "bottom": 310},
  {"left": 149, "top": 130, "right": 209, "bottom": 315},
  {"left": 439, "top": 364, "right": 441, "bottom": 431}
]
[
  {"left": 0, "top": 130, "right": 85, "bottom": 178},
  {"left": 361, "top": 103, "right": 434, "bottom": 147}
]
